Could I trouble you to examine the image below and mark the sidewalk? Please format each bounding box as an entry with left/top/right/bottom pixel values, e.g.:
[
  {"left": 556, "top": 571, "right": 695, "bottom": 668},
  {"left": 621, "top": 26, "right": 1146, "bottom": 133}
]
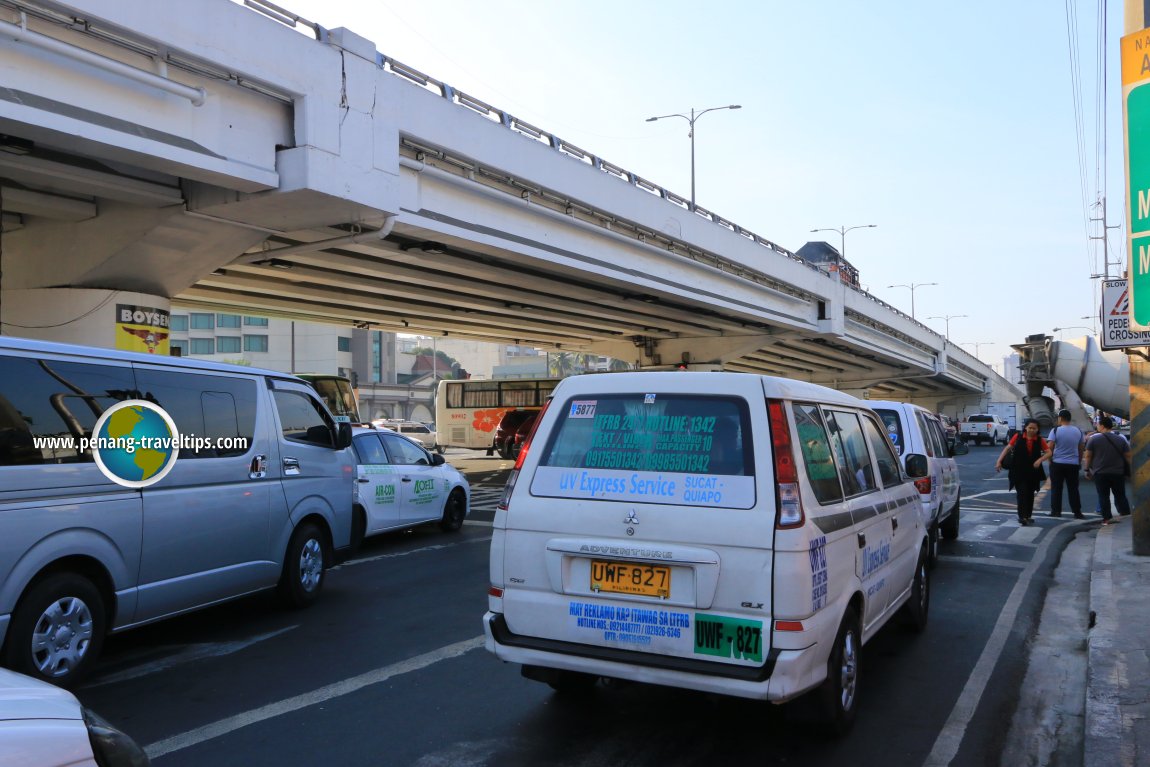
[{"left": 1085, "top": 520, "right": 1150, "bottom": 767}]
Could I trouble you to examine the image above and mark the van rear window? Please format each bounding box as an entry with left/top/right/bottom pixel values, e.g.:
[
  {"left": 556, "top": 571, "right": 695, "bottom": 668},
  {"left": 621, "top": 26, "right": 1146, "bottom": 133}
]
[{"left": 530, "top": 394, "right": 755, "bottom": 509}]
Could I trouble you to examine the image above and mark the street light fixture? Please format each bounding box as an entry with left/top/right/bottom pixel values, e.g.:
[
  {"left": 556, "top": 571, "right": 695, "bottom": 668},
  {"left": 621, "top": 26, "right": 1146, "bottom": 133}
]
[
  {"left": 646, "top": 104, "right": 742, "bottom": 209},
  {"left": 960, "top": 341, "right": 991, "bottom": 359},
  {"left": 927, "top": 314, "right": 968, "bottom": 340},
  {"left": 1052, "top": 326, "right": 1094, "bottom": 339},
  {"left": 809, "top": 224, "right": 877, "bottom": 260},
  {"left": 887, "top": 282, "right": 938, "bottom": 320}
]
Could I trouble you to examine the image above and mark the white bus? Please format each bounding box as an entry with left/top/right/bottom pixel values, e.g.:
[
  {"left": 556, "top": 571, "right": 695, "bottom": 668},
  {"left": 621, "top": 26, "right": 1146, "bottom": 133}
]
[{"left": 435, "top": 377, "right": 560, "bottom": 450}]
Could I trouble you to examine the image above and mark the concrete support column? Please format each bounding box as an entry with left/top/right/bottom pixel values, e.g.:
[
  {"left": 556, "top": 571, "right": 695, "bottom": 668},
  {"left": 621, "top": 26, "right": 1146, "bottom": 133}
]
[{"left": 1, "top": 288, "right": 172, "bottom": 354}]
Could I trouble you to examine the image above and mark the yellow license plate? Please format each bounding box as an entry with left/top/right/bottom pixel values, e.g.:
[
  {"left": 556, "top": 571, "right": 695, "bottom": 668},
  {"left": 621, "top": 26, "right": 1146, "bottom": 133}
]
[{"left": 590, "top": 560, "right": 670, "bottom": 598}]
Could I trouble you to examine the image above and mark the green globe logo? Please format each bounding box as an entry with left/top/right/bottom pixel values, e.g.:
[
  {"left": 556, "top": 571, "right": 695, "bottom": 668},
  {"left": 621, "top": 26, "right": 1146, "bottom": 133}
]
[{"left": 91, "top": 400, "right": 180, "bottom": 488}]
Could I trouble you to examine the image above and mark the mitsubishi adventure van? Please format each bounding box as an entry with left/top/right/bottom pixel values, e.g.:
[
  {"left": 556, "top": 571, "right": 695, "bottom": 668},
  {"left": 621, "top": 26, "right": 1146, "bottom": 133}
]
[
  {"left": 0, "top": 336, "right": 355, "bottom": 687},
  {"left": 484, "top": 372, "right": 930, "bottom": 732},
  {"left": 870, "top": 401, "right": 967, "bottom": 566}
]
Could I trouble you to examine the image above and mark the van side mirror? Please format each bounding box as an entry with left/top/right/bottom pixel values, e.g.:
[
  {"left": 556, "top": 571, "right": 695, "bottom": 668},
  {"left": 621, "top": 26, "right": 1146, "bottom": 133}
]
[
  {"left": 951, "top": 440, "right": 969, "bottom": 456},
  {"left": 431, "top": 453, "right": 446, "bottom": 466},
  {"left": 905, "top": 453, "right": 929, "bottom": 478},
  {"left": 335, "top": 422, "right": 353, "bottom": 450}
]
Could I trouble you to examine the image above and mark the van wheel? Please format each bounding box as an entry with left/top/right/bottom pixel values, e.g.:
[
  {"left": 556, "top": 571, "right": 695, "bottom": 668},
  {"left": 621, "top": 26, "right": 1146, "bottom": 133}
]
[
  {"left": 927, "top": 522, "right": 940, "bottom": 568},
  {"left": 4, "top": 573, "right": 106, "bottom": 689},
  {"left": 818, "top": 607, "right": 860, "bottom": 736},
  {"left": 439, "top": 489, "right": 467, "bottom": 532},
  {"left": 279, "top": 522, "right": 326, "bottom": 608},
  {"left": 940, "top": 498, "right": 960, "bottom": 540},
  {"left": 901, "top": 548, "right": 931, "bottom": 633}
]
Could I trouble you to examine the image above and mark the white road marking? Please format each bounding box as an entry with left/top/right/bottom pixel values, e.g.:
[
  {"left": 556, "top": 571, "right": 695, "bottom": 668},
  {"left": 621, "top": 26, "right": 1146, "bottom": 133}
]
[
  {"left": 85, "top": 627, "right": 299, "bottom": 688},
  {"left": 923, "top": 512, "right": 1063, "bottom": 765},
  {"left": 143, "top": 635, "right": 486, "bottom": 760}
]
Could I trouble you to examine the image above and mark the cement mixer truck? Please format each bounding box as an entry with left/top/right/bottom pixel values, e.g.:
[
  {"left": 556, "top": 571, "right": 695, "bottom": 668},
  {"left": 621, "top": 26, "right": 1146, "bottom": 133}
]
[{"left": 1012, "top": 334, "right": 1128, "bottom": 429}]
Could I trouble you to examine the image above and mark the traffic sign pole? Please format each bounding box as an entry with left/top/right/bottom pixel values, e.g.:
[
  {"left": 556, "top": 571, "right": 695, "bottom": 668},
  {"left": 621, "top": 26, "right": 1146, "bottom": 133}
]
[{"left": 1121, "top": 15, "right": 1150, "bottom": 556}]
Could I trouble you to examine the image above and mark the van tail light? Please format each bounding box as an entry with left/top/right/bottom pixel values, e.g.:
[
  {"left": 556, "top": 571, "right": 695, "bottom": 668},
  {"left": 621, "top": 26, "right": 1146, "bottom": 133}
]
[
  {"left": 914, "top": 476, "right": 932, "bottom": 495},
  {"left": 499, "top": 400, "right": 551, "bottom": 511},
  {"left": 768, "top": 400, "right": 804, "bottom": 529}
]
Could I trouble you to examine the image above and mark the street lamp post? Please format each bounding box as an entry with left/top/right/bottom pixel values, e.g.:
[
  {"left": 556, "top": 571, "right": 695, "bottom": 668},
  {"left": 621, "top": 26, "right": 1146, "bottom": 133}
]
[
  {"left": 960, "top": 341, "right": 991, "bottom": 359},
  {"left": 1052, "top": 326, "right": 1094, "bottom": 339},
  {"left": 809, "top": 224, "right": 877, "bottom": 260},
  {"left": 888, "top": 282, "right": 938, "bottom": 320},
  {"left": 646, "top": 104, "right": 741, "bottom": 209},
  {"left": 927, "top": 314, "right": 967, "bottom": 340}
]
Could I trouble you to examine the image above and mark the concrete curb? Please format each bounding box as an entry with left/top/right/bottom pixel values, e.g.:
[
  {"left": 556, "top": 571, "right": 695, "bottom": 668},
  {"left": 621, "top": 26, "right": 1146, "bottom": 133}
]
[{"left": 1085, "top": 521, "right": 1149, "bottom": 767}]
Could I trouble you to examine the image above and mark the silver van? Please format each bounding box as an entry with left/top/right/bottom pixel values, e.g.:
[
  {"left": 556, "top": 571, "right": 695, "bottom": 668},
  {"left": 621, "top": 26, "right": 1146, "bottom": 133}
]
[
  {"left": 484, "top": 372, "right": 930, "bottom": 733},
  {"left": 0, "top": 336, "right": 354, "bottom": 687}
]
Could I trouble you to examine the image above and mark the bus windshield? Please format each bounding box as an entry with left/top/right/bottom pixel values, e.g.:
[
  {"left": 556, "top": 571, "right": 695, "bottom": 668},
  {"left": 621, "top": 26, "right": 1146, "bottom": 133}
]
[
  {"left": 436, "top": 377, "right": 560, "bottom": 450},
  {"left": 297, "top": 374, "right": 360, "bottom": 423}
]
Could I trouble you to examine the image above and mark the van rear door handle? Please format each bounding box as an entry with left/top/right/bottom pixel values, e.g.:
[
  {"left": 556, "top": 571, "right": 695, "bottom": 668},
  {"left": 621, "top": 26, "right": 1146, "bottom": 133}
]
[
  {"left": 283, "top": 457, "right": 301, "bottom": 476},
  {"left": 857, "top": 533, "right": 866, "bottom": 548},
  {"left": 892, "top": 517, "right": 899, "bottom": 531},
  {"left": 401, "top": 477, "right": 412, "bottom": 483},
  {"left": 249, "top": 454, "right": 267, "bottom": 479}
]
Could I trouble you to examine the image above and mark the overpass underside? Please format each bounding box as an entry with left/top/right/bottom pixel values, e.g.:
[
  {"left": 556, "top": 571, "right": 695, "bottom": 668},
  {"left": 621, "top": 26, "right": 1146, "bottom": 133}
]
[{"left": 0, "top": 0, "right": 1003, "bottom": 405}]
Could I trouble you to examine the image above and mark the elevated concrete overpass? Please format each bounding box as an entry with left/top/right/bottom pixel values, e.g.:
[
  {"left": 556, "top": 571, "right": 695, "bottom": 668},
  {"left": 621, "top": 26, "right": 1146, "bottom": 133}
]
[{"left": 0, "top": 0, "right": 1021, "bottom": 408}]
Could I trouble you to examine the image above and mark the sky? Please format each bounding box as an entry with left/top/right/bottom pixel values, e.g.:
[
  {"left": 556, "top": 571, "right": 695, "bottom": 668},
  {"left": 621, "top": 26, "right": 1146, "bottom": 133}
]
[{"left": 267, "top": 0, "right": 1125, "bottom": 374}]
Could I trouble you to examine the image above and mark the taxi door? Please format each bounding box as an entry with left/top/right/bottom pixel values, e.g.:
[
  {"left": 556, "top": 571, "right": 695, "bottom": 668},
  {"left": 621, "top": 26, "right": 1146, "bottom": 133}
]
[
  {"left": 379, "top": 432, "right": 445, "bottom": 523},
  {"left": 353, "top": 432, "right": 401, "bottom": 533}
]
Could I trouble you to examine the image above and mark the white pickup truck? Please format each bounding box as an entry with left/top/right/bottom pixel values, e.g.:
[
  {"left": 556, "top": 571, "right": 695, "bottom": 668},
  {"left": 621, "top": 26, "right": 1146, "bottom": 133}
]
[{"left": 959, "top": 414, "right": 1010, "bottom": 446}]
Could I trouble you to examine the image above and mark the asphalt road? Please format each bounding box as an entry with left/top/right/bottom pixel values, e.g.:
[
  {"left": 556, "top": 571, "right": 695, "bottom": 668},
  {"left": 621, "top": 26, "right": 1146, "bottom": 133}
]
[{"left": 73, "top": 444, "right": 1087, "bottom": 767}]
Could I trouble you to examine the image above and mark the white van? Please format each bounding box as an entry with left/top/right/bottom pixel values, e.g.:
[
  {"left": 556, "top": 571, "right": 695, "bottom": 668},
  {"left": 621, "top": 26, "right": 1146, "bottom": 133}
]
[
  {"left": 484, "top": 372, "right": 930, "bottom": 732},
  {"left": 0, "top": 336, "right": 355, "bottom": 687},
  {"left": 869, "top": 401, "right": 967, "bottom": 565}
]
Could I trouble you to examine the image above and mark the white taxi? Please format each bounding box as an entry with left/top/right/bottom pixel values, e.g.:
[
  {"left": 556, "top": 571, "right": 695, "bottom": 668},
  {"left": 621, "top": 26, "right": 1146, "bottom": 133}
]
[{"left": 351, "top": 426, "right": 470, "bottom": 539}]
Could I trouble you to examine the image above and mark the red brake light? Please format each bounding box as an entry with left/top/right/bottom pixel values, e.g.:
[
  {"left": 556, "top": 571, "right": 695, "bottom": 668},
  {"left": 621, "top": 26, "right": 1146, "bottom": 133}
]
[
  {"left": 768, "top": 400, "right": 804, "bottom": 529},
  {"left": 768, "top": 400, "right": 797, "bottom": 483}
]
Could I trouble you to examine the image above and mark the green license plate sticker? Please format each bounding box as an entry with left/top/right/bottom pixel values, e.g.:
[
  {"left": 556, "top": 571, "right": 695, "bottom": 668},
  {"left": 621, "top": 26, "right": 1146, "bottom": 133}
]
[{"left": 693, "top": 614, "right": 763, "bottom": 662}]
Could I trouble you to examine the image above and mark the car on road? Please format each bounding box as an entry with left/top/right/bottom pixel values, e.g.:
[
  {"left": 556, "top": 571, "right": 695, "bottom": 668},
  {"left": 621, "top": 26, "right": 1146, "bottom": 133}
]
[
  {"left": 872, "top": 401, "right": 968, "bottom": 565},
  {"left": 351, "top": 426, "right": 470, "bottom": 542},
  {"left": 374, "top": 420, "right": 442, "bottom": 453},
  {"left": 0, "top": 667, "right": 150, "bottom": 766},
  {"left": 960, "top": 414, "right": 1010, "bottom": 445},
  {"left": 508, "top": 411, "right": 540, "bottom": 460},
  {"left": 493, "top": 410, "right": 539, "bottom": 459}
]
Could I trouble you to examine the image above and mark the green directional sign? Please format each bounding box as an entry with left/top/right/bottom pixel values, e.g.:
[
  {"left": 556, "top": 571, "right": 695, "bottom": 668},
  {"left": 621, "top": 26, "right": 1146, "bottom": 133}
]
[{"left": 1125, "top": 30, "right": 1150, "bottom": 326}]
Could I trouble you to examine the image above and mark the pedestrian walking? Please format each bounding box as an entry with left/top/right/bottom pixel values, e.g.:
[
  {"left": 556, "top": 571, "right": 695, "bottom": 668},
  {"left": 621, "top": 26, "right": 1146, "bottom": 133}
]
[
  {"left": 995, "top": 418, "right": 1050, "bottom": 526},
  {"left": 1083, "top": 415, "right": 1132, "bottom": 526},
  {"left": 1046, "top": 409, "right": 1085, "bottom": 518}
]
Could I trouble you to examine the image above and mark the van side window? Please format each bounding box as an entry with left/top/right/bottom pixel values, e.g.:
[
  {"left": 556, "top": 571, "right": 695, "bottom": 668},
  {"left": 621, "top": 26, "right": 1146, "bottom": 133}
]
[
  {"left": 924, "top": 418, "right": 947, "bottom": 457},
  {"left": 914, "top": 412, "right": 936, "bottom": 457},
  {"left": 824, "top": 409, "right": 875, "bottom": 496},
  {"left": 273, "top": 391, "right": 334, "bottom": 446},
  {"left": 135, "top": 370, "right": 256, "bottom": 458},
  {"left": 861, "top": 414, "right": 903, "bottom": 488},
  {"left": 381, "top": 433, "right": 430, "bottom": 465},
  {"left": 792, "top": 403, "right": 843, "bottom": 504},
  {"left": 0, "top": 356, "right": 134, "bottom": 466}
]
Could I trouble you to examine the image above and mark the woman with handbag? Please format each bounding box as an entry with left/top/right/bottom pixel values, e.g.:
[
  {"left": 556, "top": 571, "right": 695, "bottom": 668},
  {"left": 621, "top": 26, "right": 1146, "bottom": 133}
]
[
  {"left": 994, "top": 418, "right": 1051, "bottom": 526},
  {"left": 1082, "top": 415, "right": 1132, "bottom": 525}
]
